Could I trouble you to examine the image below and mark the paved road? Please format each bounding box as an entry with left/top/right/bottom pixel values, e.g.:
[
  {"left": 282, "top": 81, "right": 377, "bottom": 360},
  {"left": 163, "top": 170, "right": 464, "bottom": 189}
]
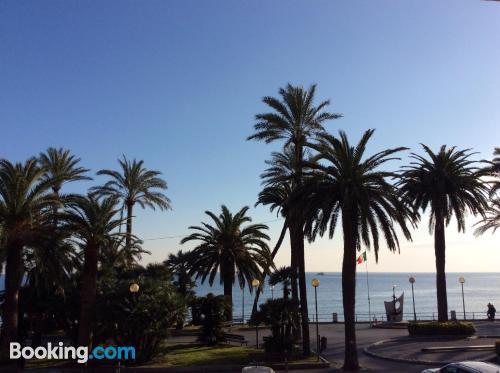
[
  {"left": 171, "top": 321, "right": 500, "bottom": 372},
  {"left": 233, "top": 323, "right": 435, "bottom": 372}
]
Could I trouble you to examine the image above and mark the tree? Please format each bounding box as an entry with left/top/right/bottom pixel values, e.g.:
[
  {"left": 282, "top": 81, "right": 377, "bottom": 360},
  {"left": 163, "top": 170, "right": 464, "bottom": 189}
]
[
  {"left": 23, "top": 228, "right": 79, "bottom": 346},
  {"left": 164, "top": 249, "right": 196, "bottom": 299},
  {"left": 94, "top": 263, "right": 185, "bottom": 363},
  {"left": 0, "top": 158, "right": 58, "bottom": 356},
  {"left": 489, "top": 147, "right": 500, "bottom": 196},
  {"left": 269, "top": 266, "right": 292, "bottom": 299},
  {"left": 165, "top": 250, "right": 196, "bottom": 329},
  {"left": 301, "top": 130, "right": 415, "bottom": 370},
  {"left": 60, "top": 195, "right": 124, "bottom": 347},
  {"left": 398, "top": 145, "right": 489, "bottom": 322},
  {"left": 252, "top": 149, "right": 294, "bottom": 314},
  {"left": 474, "top": 198, "right": 500, "bottom": 236},
  {"left": 38, "top": 147, "right": 91, "bottom": 196},
  {"left": 248, "top": 83, "right": 341, "bottom": 355},
  {"left": 91, "top": 156, "right": 170, "bottom": 250},
  {"left": 181, "top": 205, "right": 272, "bottom": 321}
]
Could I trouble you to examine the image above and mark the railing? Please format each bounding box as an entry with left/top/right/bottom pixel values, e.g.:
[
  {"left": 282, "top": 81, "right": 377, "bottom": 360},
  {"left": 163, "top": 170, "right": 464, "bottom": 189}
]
[
  {"left": 190, "top": 310, "right": 492, "bottom": 324},
  {"left": 308, "top": 310, "right": 490, "bottom": 323}
]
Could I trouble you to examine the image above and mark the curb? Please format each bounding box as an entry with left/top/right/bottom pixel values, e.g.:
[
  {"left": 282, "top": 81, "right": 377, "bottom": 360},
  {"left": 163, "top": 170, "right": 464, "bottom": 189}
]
[{"left": 363, "top": 337, "right": 496, "bottom": 366}]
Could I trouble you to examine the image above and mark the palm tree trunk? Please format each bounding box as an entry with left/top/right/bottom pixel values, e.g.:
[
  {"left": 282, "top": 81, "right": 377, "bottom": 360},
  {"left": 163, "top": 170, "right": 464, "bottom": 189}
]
[
  {"left": 78, "top": 242, "right": 99, "bottom": 347},
  {"left": 342, "top": 210, "right": 359, "bottom": 370},
  {"left": 293, "top": 221, "right": 311, "bottom": 356},
  {"left": 0, "top": 239, "right": 23, "bottom": 357},
  {"left": 126, "top": 202, "right": 134, "bottom": 249},
  {"left": 223, "top": 275, "right": 233, "bottom": 322},
  {"left": 289, "top": 226, "right": 300, "bottom": 340},
  {"left": 290, "top": 229, "right": 299, "bottom": 305},
  {"left": 252, "top": 220, "right": 288, "bottom": 316},
  {"left": 434, "top": 210, "right": 448, "bottom": 322}
]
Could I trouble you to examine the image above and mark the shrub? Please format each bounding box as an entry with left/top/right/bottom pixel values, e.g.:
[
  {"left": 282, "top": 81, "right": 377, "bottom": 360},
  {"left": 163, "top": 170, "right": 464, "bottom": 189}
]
[
  {"left": 195, "top": 293, "right": 228, "bottom": 345},
  {"left": 408, "top": 321, "right": 475, "bottom": 336},
  {"left": 252, "top": 298, "right": 300, "bottom": 354},
  {"left": 94, "top": 264, "right": 186, "bottom": 363}
]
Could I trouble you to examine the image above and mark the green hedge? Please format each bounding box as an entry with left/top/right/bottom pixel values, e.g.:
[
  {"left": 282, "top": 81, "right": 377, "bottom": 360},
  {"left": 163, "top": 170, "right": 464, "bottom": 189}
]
[{"left": 408, "top": 321, "right": 475, "bottom": 336}]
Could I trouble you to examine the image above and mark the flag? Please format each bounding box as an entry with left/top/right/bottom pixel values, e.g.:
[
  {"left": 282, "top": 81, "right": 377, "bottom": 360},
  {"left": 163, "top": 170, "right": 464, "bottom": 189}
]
[{"left": 356, "top": 251, "right": 367, "bottom": 264}]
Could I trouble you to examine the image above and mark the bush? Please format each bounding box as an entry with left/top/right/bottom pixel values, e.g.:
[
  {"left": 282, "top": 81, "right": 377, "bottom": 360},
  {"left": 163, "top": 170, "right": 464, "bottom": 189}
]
[
  {"left": 194, "top": 293, "right": 228, "bottom": 345},
  {"left": 94, "top": 264, "right": 187, "bottom": 363},
  {"left": 252, "top": 298, "right": 300, "bottom": 354},
  {"left": 408, "top": 321, "right": 475, "bottom": 336}
]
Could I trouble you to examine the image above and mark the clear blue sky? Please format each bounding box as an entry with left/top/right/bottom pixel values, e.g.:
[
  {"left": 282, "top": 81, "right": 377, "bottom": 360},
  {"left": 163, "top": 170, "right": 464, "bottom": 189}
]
[{"left": 1, "top": 1, "right": 499, "bottom": 271}]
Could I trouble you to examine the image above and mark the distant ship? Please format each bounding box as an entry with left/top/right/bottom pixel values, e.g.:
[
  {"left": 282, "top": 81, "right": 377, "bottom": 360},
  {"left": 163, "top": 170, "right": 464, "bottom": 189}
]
[{"left": 316, "top": 272, "right": 325, "bottom": 275}]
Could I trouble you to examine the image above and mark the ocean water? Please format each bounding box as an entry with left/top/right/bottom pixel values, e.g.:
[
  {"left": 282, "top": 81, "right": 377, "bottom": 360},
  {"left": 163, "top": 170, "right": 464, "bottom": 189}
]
[{"left": 195, "top": 272, "right": 500, "bottom": 322}]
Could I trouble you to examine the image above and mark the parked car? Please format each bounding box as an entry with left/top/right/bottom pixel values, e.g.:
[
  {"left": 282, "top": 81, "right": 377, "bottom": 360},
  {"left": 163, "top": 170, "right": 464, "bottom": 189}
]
[{"left": 422, "top": 361, "right": 500, "bottom": 373}]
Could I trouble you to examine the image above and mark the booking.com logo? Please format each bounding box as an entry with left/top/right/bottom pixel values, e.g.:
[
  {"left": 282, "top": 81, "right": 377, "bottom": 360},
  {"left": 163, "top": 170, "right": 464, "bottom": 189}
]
[{"left": 10, "top": 342, "right": 135, "bottom": 364}]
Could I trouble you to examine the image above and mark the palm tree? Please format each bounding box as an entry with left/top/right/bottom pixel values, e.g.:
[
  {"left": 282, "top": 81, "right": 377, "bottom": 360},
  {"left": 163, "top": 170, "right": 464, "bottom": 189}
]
[
  {"left": 301, "top": 130, "right": 415, "bottom": 370},
  {"left": 398, "top": 145, "right": 490, "bottom": 322},
  {"left": 490, "top": 147, "right": 500, "bottom": 196},
  {"left": 269, "top": 266, "right": 292, "bottom": 299},
  {"left": 23, "top": 228, "right": 78, "bottom": 346},
  {"left": 91, "top": 156, "right": 171, "bottom": 249},
  {"left": 474, "top": 199, "right": 500, "bottom": 236},
  {"left": 248, "top": 83, "right": 341, "bottom": 355},
  {"left": 60, "top": 194, "right": 124, "bottom": 347},
  {"left": 165, "top": 250, "right": 196, "bottom": 299},
  {"left": 99, "top": 236, "right": 149, "bottom": 274},
  {"left": 252, "top": 149, "right": 295, "bottom": 314},
  {"left": 181, "top": 205, "right": 272, "bottom": 321},
  {"left": 0, "top": 158, "right": 58, "bottom": 355},
  {"left": 39, "top": 147, "right": 91, "bottom": 195}
]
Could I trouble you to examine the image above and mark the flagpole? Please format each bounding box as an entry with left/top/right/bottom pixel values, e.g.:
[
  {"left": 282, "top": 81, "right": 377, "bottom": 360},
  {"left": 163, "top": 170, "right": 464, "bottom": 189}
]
[{"left": 365, "top": 253, "right": 372, "bottom": 326}]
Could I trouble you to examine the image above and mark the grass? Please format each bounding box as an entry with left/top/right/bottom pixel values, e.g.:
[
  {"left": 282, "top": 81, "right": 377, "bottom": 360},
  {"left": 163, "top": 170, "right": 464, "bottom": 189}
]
[{"left": 145, "top": 343, "right": 317, "bottom": 368}]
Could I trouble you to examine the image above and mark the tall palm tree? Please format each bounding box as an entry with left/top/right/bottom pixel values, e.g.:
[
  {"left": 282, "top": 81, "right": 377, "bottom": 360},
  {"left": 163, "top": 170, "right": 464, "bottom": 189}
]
[
  {"left": 301, "top": 130, "right": 415, "bottom": 370},
  {"left": 398, "top": 145, "right": 490, "bottom": 322},
  {"left": 252, "top": 149, "right": 295, "bottom": 314},
  {"left": 91, "top": 156, "right": 171, "bottom": 249},
  {"left": 0, "top": 158, "right": 58, "bottom": 355},
  {"left": 474, "top": 199, "right": 500, "bottom": 236},
  {"left": 39, "top": 147, "right": 91, "bottom": 196},
  {"left": 181, "top": 205, "right": 272, "bottom": 321},
  {"left": 248, "top": 83, "right": 341, "bottom": 355},
  {"left": 60, "top": 195, "right": 124, "bottom": 347}
]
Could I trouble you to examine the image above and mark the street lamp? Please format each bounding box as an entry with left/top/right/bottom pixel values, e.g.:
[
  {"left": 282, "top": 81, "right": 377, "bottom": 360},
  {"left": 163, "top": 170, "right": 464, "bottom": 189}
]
[
  {"left": 129, "top": 283, "right": 139, "bottom": 293},
  {"left": 271, "top": 285, "right": 275, "bottom": 300},
  {"left": 409, "top": 277, "right": 416, "bottom": 321},
  {"left": 459, "top": 277, "right": 466, "bottom": 320},
  {"left": 312, "top": 278, "right": 320, "bottom": 361},
  {"left": 252, "top": 279, "right": 260, "bottom": 348}
]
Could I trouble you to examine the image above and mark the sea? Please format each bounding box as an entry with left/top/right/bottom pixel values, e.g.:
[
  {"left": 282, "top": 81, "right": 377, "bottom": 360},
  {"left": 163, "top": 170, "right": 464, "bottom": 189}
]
[
  {"left": 195, "top": 272, "right": 500, "bottom": 322},
  {"left": 1, "top": 272, "right": 497, "bottom": 323}
]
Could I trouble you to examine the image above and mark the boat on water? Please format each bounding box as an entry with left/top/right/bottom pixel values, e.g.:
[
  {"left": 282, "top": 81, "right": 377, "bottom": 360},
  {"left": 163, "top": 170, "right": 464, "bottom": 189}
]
[{"left": 316, "top": 272, "right": 325, "bottom": 276}]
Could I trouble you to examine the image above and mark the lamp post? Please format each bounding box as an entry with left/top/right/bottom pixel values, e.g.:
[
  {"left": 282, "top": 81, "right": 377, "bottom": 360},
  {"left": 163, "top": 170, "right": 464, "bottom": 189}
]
[
  {"left": 392, "top": 284, "right": 397, "bottom": 311},
  {"left": 242, "top": 286, "right": 245, "bottom": 324},
  {"left": 312, "top": 278, "right": 320, "bottom": 361},
  {"left": 252, "top": 279, "right": 260, "bottom": 348},
  {"left": 271, "top": 285, "right": 274, "bottom": 300},
  {"left": 409, "top": 277, "right": 416, "bottom": 321},
  {"left": 459, "top": 277, "right": 466, "bottom": 320}
]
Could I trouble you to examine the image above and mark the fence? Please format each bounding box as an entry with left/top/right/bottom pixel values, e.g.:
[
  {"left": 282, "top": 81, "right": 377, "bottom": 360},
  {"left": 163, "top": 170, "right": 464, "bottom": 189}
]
[{"left": 309, "top": 310, "right": 490, "bottom": 323}]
